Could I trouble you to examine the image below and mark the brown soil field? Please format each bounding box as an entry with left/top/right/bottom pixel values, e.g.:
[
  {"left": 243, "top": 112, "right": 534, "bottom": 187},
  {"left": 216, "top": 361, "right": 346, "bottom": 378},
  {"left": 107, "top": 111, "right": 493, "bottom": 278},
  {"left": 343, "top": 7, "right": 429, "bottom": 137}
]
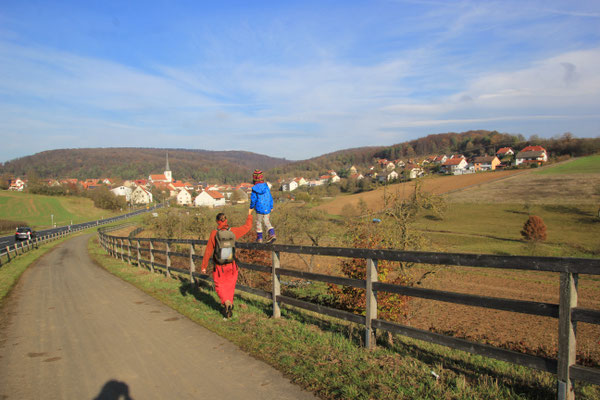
[
  {"left": 316, "top": 170, "right": 525, "bottom": 215},
  {"left": 405, "top": 265, "right": 600, "bottom": 367}
]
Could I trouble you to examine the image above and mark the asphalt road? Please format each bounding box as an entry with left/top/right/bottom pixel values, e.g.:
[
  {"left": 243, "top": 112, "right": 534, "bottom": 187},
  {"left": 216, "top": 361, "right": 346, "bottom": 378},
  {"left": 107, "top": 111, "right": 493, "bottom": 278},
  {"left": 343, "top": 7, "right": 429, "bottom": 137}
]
[{"left": 0, "top": 234, "right": 316, "bottom": 400}]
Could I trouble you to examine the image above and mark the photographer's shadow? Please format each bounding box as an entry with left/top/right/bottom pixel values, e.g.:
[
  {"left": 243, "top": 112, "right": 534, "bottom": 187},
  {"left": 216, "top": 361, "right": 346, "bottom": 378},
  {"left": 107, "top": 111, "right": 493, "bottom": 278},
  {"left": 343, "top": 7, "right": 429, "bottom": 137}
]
[{"left": 94, "top": 379, "right": 132, "bottom": 400}]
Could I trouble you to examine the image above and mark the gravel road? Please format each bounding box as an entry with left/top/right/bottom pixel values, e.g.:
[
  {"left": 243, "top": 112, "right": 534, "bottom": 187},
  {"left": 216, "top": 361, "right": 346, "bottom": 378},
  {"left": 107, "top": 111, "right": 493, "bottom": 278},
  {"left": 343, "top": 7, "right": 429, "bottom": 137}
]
[{"left": 0, "top": 234, "right": 316, "bottom": 400}]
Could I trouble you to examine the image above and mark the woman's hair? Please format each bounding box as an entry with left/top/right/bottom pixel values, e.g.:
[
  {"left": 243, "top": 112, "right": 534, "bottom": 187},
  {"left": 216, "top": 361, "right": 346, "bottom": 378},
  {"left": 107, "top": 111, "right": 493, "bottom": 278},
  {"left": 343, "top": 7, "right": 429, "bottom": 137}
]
[{"left": 216, "top": 213, "right": 227, "bottom": 222}]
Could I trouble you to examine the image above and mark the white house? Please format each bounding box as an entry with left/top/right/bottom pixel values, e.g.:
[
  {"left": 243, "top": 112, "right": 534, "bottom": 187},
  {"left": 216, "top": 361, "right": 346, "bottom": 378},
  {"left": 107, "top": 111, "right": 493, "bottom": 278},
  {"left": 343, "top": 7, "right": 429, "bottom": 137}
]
[
  {"left": 9, "top": 178, "right": 25, "bottom": 191},
  {"left": 194, "top": 190, "right": 226, "bottom": 208},
  {"left": 387, "top": 170, "right": 399, "bottom": 181},
  {"left": 404, "top": 164, "right": 424, "bottom": 179},
  {"left": 441, "top": 157, "right": 468, "bottom": 174},
  {"left": 110, "top": 186, "right": 133, "bottom": 202},
  {"left": 176, "top": 189, "right": 193, "bottom": 206},
  {"left": 515, "top": 146, "right": 548, "bottom": 166},
  {"left": 281, "top": 179, "right": 299, "bottom": 192},
  {"left": 131, "top": 186, "right": 153, "bottom": 205},
  {"left": 320, "top": 174, "right": 340, "bottom": 184}
]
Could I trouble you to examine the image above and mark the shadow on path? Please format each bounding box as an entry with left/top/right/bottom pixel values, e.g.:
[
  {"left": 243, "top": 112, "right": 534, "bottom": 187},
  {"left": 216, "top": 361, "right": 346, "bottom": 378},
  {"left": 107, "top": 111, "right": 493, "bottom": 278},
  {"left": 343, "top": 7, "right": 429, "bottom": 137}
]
[{"left": 94, "top": 380, "right": 133, "bottom": 400}]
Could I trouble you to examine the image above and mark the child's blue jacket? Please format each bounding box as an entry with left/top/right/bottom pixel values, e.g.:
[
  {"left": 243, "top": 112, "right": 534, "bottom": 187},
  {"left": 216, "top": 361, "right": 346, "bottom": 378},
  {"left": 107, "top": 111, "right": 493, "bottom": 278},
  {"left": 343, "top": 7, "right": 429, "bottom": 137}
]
[{"left": 250, "top": 183, "right": 273, "bottom": 214}]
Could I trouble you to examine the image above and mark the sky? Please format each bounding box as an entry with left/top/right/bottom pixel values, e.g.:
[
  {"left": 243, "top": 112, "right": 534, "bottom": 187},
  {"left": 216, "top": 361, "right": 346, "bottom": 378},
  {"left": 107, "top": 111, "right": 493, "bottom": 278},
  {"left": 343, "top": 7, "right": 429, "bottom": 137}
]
[{"left": 1, "top": 0, "right": 599, "bottom": 162}]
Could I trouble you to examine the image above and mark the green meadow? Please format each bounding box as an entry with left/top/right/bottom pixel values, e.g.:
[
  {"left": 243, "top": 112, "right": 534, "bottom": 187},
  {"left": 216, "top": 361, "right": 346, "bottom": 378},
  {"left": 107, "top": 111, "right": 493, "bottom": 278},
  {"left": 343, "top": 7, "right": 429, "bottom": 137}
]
[
  {"left": 0, "top": 191, "right": 120, "bottom": 232},
  {"left": 535, "top": 154, "right": 600, "bottom": 175}
]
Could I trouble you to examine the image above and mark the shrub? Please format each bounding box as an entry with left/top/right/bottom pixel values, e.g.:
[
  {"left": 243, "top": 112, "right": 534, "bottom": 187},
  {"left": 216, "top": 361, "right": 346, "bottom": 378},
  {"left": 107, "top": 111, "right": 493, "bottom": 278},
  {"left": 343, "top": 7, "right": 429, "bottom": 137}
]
[{"left": 521, "top": 215, "right": 547, "bottom": 242}]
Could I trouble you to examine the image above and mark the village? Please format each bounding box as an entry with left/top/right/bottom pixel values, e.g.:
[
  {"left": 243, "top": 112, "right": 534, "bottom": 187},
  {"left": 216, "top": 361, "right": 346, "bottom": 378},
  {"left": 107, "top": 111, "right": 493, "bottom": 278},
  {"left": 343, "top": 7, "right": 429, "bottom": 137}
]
[{"left": 5, "top": 145, "right": 549, "bottom": 208}]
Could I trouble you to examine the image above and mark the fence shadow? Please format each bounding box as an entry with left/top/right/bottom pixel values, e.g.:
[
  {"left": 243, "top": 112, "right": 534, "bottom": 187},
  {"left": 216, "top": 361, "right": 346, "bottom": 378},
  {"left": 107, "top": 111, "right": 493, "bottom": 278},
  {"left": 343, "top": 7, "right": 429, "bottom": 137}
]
[{"left": 385, "top": 337, "right": 556, "bottom": 399}]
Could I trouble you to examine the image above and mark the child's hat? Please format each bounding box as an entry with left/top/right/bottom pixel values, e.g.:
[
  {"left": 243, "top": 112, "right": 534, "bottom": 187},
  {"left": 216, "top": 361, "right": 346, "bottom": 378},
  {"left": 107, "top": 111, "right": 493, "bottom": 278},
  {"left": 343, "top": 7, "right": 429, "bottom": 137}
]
[{"left": 253, "top": 169, "right": 264, "bottom": 182}]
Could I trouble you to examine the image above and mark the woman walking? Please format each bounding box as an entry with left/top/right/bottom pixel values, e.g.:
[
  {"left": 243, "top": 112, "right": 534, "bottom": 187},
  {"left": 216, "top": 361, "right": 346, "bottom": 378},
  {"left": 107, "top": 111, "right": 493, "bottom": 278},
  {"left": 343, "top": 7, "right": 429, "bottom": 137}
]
[{"left": 201, "top": 208, "right": 253, "bottom": 319}]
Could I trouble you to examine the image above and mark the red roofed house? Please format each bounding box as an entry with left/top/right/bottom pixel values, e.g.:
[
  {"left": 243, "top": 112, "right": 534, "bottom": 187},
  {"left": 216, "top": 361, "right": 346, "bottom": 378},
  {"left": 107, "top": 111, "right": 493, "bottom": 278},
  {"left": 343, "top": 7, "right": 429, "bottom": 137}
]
[
  {"left": 9, "top": 178, "right": 26, "bottom": 191},
  {"left": 515, "top": 146, "right": 548, "bottom": 166},
  {"left": 496, "top": 147, "right": 514, "bottom": 158},
  {"left": 441, "top": 157, "right": 468, "bottom": 174},
  {"left": 194, "top": 190, "right": 226, "bottom": 208}
]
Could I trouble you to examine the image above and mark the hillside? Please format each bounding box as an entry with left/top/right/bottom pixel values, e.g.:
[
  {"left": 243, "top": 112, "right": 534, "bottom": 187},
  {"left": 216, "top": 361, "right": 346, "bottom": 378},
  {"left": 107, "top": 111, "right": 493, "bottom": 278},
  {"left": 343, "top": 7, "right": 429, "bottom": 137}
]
[
  {"left": 0, "top": 148, "right": 291, "bottom": 183},
  {"left": 270, "top": 130, "right": 600, "bottom": 179},
  {"left": 1, "top": 131, "right": 598, "bottom": 184}
]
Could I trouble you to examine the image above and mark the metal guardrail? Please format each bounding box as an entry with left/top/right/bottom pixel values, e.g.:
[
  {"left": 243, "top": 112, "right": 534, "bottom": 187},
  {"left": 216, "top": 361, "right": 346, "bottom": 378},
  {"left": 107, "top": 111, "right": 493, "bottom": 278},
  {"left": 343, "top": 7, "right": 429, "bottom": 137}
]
[
  {"left": 0, "top": 204, "right": 163, "bottom": 262},
  {"left": 98, "top": 230, "right": 600, "bottom": 399}
]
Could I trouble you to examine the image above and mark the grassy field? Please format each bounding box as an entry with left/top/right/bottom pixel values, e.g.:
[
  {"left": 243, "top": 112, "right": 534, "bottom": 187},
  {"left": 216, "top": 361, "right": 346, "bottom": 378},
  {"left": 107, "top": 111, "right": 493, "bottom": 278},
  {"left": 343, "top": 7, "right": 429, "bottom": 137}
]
[
  {"left": 88, "top": 236, "right": 600, "bottom": 399},
  {"left": 413, "top": 202, "right": 600, "bottom": 257},
  {"left": 0, "top": 191, "right": 121, "bottom": 232},
  {"left": 535, "top": 155, "right": 600, "bottom": 175}
]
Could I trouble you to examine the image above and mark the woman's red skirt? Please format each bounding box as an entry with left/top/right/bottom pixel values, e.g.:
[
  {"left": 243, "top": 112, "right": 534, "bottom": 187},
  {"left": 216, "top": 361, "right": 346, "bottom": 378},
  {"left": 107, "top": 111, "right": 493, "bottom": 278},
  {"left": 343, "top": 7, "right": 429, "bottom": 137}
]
[{"left": 212, "top": 263, "right": 238, "bottom": 304}]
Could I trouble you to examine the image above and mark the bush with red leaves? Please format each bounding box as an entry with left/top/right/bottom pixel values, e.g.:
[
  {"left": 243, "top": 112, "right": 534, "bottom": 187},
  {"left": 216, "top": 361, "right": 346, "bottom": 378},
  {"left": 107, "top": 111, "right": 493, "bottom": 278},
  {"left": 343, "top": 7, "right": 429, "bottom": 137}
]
[{"left": 520, "top": 215, "right": 547, "bottom": 242}]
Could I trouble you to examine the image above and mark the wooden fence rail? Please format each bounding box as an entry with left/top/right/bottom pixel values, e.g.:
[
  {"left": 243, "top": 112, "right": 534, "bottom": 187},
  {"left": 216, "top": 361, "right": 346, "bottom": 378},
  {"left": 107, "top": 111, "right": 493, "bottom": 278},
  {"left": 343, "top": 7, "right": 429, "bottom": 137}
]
[{"left": 98, "top": 228, "right": 600, "bottom": 400}]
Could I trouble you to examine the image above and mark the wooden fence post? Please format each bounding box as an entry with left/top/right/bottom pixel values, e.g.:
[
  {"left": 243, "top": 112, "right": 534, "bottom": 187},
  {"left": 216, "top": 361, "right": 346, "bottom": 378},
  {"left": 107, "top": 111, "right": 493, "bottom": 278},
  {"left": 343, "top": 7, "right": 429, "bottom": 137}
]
[
  {"left": 14, "top": 243, "right": 19, "bottom": 256},
  {"left": 137, "top": 240, "right": 141, "bottom": 267},
  {"left": 5, "top": 246, "right": 10, "bottom": 262},
  {"left": 189, "top": 243, "right": 196, "bottom": 284},
  {"left": 272, "top": 250, "right": 281, "bottom": 318},
  {"left": 557, "top": 272, "right": 578, "bottom": 400},
  {"left": 165, "top": 242, "right": 171, "bottom": 278},
  {"left": 365, "top": 258, "right": 378, "bottom": 349},
  {"left": 127, "top": 239, "right": 132, "bottom": 265},
  {"left": 149, "top": 241, "right": 155, "bottom": 273}
]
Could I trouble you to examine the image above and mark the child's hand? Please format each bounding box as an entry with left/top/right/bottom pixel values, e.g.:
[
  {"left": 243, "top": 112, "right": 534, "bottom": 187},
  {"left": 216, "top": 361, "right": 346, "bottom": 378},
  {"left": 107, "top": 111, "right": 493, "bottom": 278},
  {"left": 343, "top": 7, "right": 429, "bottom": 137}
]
[{"left": 248, "top": 208, "right": 253, "bottom": 215}]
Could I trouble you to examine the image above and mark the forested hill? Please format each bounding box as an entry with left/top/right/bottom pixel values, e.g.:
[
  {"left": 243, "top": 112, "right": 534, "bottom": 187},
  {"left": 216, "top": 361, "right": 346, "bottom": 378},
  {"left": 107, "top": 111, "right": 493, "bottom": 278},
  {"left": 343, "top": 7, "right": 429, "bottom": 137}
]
[
  {"left": 0, "top": 148, "right": 291, "bottom": 183},
  {"left": 2, "top": 131, "right": 598, "bottom": 183},
  {"left": 269, "top": 130, "right": 600, "bottom": 179}
]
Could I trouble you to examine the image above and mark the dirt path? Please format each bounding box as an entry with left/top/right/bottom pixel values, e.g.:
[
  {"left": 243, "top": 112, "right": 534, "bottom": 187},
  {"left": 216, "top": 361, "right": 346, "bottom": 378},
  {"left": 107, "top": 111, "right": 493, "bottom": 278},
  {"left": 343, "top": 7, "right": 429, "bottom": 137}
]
[{"left": 0, "top": 234, "right": 315, "bottom": 400}]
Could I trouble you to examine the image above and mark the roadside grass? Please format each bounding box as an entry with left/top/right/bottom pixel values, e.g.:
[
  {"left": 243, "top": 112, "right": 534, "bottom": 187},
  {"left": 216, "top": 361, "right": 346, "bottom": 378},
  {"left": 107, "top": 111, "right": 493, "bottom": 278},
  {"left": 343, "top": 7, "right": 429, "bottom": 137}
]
[
  {"left": 87, "top": 236, "right": 600, "bottom": 399},
  {"left": 535, "top": 155, "right": 600, "bottom": 175},
  {"left": 0, "top": 191, "right": 121, "bottom": 231}
]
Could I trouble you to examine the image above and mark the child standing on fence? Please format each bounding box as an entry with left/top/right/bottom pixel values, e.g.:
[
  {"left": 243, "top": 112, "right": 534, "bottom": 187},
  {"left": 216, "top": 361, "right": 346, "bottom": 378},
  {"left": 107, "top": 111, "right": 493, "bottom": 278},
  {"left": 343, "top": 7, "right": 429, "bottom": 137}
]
[
  {"left": 250, "top": 169, "right": 275, "bottom": 243},
  {"left": 201, "top": 208, "right": 253, "bottom": 319}
]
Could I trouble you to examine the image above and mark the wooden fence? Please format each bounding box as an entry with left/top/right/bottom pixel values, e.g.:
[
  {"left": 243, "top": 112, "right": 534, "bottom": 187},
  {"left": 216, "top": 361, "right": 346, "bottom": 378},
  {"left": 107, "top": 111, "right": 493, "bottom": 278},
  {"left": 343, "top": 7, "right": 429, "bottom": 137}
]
[{"left": 98, "top": 228, "right": 600, "bottom": 400}]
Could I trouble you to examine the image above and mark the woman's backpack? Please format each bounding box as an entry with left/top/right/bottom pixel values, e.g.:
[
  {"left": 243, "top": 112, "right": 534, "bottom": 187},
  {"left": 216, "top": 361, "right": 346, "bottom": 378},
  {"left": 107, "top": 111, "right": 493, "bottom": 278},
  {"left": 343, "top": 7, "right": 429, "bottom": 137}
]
[{"left": 214, "top": 228, "right": 236, "bottom": 264}]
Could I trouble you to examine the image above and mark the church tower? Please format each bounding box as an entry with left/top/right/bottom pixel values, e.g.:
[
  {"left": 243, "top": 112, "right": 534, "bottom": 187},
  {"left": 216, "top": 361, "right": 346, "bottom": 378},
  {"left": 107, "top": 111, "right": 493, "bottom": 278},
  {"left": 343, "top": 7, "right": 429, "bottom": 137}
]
[{"left": 164, "top": 152, "right": 172, "bottom": 183}]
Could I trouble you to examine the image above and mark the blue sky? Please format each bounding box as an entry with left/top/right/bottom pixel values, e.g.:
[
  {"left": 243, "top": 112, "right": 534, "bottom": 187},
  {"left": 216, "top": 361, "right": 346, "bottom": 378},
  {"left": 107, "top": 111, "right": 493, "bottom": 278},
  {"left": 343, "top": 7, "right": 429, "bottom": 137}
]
[{"left": 1, "top": 0, "right": 599, "bottom": 162}]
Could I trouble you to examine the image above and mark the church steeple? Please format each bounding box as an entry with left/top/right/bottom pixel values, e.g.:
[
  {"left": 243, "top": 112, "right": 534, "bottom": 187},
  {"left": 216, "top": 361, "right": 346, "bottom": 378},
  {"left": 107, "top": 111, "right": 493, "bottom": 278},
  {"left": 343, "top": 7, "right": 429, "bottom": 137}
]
[{"left": 164, "top": 152, "right": 172, "bottom": 183}]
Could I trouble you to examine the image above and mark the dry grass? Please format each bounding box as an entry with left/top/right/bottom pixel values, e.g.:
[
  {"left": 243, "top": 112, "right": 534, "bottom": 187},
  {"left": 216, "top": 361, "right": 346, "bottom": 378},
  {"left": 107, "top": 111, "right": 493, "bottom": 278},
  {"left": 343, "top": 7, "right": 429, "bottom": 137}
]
[
  {"left": 446, "top": 173, "right": 600, "bottom": 204},
  {"left": 316, "top": 170, "right": 524, "bottom": 215}
]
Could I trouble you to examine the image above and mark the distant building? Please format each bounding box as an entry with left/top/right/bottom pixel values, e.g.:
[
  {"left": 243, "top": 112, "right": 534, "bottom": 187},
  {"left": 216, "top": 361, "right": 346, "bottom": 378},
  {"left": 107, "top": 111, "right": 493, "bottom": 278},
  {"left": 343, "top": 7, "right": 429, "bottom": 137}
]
[
  {"left": 515, "top": 146, "right": 548, "bottom": 166},
  {"left": 131, "top": 186, "right": 153, "bottom": 205},
  {"left": 149, "top": 152, "right": 173, "bottom": 183},
  {"left": 111, "top": 186, "right": 133, "bottom": 202}
]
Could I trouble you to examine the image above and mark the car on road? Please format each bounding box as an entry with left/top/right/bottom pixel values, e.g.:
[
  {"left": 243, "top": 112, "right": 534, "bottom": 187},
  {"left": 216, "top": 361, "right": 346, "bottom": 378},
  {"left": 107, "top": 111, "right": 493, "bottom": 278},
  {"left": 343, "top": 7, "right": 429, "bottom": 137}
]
[{"left": 15, "top": 227, "right": 36, "bottom": 241}]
